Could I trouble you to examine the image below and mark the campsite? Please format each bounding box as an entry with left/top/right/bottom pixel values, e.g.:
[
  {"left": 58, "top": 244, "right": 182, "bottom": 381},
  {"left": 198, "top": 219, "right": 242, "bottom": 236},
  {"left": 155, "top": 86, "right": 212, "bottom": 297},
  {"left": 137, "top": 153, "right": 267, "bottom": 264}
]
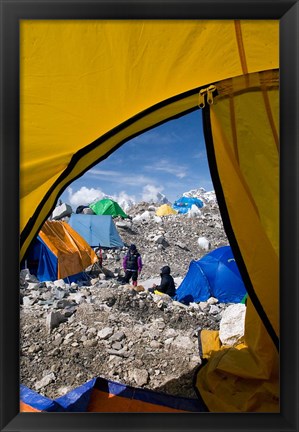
[
  {"left": 18, "top": 20, "right": 279, "bottom": 413},
  {"left": 20, "top": 190, "right": 249, "bottom": 409}
]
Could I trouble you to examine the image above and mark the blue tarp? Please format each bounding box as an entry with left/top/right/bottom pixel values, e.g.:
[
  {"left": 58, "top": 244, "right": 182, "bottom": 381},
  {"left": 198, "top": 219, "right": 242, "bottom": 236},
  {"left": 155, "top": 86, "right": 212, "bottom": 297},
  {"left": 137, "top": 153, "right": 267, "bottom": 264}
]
[
  {"left": 68, "top": 214, "right": 124, "bottom": 248},
  {"left": 20, "top": 376, "right": 206, "bottom": 412},
  {"left": 172, "top": 196, "right": 203, "bottom": 214},
  {"left": 175, "top": 246, "right": 247, "bottom": 304}
]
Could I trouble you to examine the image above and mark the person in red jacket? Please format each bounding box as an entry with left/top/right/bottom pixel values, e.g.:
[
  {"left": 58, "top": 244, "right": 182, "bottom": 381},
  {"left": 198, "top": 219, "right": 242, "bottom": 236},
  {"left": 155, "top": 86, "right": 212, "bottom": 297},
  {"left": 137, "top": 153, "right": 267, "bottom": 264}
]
[{"left": 122, "top": 244, "right": 142, "bottom": 286}]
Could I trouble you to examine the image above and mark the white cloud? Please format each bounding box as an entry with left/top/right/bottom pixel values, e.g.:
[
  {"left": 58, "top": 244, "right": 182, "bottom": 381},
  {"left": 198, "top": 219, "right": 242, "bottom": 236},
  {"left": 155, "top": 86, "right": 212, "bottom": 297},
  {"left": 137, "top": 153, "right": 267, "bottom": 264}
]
[
  {"left": 66, "top": 187, "right": 136, "bottom": 211},
  {"left": 141, "top": 184, "right": 164, "bottom": 202},
  {"left": 88, "top": 168, "right": 120, "bottom": 177},
  {"left": 145, "top": 159, "right": 187, "bottom": 178},
  {"left": 193, "top": 150, "right": 208, "bottom": 160},
  {"left": 111, "top": 191, "right": 136, "bottom": 203},
  {"left": 87, "top": 168, "right": 154, "bottom": 186},
  {"left": 67, "top": 186, "right": 105, "bottom": 207}
]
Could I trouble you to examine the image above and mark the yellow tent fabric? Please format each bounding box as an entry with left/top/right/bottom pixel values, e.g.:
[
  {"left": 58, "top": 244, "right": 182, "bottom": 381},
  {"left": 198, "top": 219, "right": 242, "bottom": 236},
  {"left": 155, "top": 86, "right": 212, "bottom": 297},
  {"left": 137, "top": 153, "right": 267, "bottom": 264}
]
[
  {"left": 20, "top": 20, "right": 279, "bottom": 412},
  {"left": 39, "top": 221, "right": 98, "bottom": 279},
  {"left": 155, "top": 204, "right": 177, "bottom": 216},
  {"left": 195, "top": 70, "right": 279, "bottom": 412}
]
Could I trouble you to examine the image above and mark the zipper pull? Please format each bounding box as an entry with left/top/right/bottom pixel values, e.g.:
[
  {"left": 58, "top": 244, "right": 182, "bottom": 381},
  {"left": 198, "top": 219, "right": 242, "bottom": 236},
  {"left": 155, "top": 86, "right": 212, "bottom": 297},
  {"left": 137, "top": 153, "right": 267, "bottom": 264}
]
[
  {"left": 198, "top": 89, "right": 206, "bottom": 109},
  {"left": 207, "top": 85, "right": 217, "bottom": 105},
  {"left": 198, "top": 85, "right": 217, "bottom": 108}
]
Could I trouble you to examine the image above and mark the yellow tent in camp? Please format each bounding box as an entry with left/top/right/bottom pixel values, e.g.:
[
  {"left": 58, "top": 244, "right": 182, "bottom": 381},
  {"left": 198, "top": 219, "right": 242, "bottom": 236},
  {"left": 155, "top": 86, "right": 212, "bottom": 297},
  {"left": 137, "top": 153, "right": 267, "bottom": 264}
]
[
  {"left": 156, "top": 204, "right": 177, "bottom": 217},
  {"left": 20, "top": 20, "right": 279, "bottom": 412}
]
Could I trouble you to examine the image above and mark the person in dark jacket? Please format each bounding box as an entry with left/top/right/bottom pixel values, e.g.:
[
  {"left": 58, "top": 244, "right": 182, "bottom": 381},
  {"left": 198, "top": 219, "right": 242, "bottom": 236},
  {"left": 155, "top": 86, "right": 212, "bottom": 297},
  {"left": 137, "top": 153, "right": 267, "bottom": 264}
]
[
  {"left": 150, "top": 265, "right": 176, "bottom": 297},
  {"left": 122, "top": 244, "right": 142, "bottom": 286}
]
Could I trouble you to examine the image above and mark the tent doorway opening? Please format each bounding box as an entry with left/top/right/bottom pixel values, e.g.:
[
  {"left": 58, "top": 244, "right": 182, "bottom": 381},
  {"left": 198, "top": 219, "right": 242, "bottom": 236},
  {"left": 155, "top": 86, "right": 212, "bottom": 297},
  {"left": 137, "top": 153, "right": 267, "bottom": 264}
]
[{"left": 20, "top": 108, "right": 248, "bottom": 405}]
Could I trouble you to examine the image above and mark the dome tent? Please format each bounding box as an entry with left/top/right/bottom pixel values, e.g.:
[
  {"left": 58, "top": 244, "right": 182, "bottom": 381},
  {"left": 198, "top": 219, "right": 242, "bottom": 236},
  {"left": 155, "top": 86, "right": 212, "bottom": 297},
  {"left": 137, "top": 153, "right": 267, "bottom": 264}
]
[
  {"left": 19, "top": 20, "right": 279, "bottom": 412},
  {"left": 155, "top": 204, "right": 177, "bottom": 216},
  {"left": 68, "top": 214, "right": 124, "bottom": 248},
  {"left": 22, "top": 221, "right": 98, "bottom": 282},
  {"left": 175, "top": 246, "right": 247, "bottom": 305},
  {"left": 89, "top": 198, "right": 128, "bottom": 219},
  {"left": 172, "top": 196, "right": 204, "bottom": 214}
]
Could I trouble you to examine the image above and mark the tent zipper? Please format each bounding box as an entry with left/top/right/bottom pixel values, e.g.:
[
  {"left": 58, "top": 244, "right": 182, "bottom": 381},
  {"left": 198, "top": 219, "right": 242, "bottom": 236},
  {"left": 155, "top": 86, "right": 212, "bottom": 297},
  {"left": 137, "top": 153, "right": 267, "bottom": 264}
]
[{"left": 198, "top": 85, "right": 217, "bottom": 109}]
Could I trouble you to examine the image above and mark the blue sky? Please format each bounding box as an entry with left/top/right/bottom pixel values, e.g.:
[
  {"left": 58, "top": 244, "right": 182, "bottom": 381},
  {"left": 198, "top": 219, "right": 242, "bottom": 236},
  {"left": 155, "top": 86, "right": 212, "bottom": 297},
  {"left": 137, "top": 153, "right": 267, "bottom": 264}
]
[{"left": 60, "top": 109, "right": 214, "bottom": 208}]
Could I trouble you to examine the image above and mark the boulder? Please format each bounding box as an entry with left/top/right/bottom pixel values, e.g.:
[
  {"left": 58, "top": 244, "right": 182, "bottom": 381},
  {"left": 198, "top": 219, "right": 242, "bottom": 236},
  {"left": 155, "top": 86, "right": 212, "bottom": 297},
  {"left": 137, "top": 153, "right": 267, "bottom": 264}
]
[
  {"left": 46, "top": 311, "right": 67, "bottom": 332},
  {"left": 52, "top": 203, "right": 72, "bottom": 220},
  {"left": 35, "top": 373, "right": 56, "bottom": 391},
  {"left": 219, "top": 303, "right": 246, "bottom": 346},
  {"left": 197, "top": 237, "right": 211, "bottom": 251}
]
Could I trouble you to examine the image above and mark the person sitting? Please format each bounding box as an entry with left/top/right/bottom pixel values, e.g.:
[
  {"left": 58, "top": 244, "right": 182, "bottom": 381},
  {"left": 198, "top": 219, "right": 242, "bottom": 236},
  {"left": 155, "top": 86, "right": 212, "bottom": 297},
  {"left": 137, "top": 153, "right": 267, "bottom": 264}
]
[
  {"left": 122, "top": 244, "right": 142, "bottom": 286},
  {"left": 149, "top": 265, "right": 176, "bottom": 297}
]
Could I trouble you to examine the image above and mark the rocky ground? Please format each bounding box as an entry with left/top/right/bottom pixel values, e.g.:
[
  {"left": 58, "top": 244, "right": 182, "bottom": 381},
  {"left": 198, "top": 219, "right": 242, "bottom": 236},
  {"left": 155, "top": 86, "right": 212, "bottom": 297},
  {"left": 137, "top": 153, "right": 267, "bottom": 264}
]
[{"left": 20, "top": 199, "right": 233, "bottom": 401}]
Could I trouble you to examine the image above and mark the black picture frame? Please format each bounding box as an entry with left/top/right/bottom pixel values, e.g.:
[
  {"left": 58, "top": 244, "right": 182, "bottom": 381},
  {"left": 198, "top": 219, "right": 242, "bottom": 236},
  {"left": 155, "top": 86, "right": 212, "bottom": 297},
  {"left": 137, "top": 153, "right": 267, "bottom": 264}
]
[{"left": 1, "top": 1, "right": 298, "bottom": 431}]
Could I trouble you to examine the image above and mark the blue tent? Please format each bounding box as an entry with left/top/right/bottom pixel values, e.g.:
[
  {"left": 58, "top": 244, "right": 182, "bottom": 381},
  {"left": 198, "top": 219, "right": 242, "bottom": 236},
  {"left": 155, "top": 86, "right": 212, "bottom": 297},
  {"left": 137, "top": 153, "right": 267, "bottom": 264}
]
[
  {"left": 25, "top": 237, "right": 90, "bottom": 283},
  {"left": 172, "top": 196, "right": 203, "bottom": 214},
  {"left": 68, "top": 214, "right": 124, "bottom": 248},
  {"left": 175, "top": 246, "right": 247, "bottom": 304},
  {"left": 22, "top": 221, "right": 97, "bottom": 282}
]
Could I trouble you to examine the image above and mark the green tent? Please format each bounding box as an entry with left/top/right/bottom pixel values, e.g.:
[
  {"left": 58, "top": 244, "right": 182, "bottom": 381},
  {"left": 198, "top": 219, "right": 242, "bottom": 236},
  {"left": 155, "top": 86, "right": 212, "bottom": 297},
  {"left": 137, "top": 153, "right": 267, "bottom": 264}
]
[{"left": 89, "top": 199, "right": 128, "bottom": 219}]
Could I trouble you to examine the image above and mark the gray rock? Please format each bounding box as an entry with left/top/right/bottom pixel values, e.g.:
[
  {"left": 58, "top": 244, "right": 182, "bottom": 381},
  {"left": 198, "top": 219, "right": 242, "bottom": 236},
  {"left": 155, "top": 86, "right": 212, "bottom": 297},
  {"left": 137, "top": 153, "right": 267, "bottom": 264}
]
[
  {"left": 46, "top": 311, "right": 67, "bottom": 332},
  {"left": 52, "top": 336, "right": 63, "bottom": 346},
  {"left": 63, "top": 306, "right": 77, "bottom": 318},
  {"left": 111, "top": 342, "right": 123, "bottom": 350},
  {"left": 20, "top": 269, "right": 39, "bottom": 284},
  {"left": 83, "top": 339, "right": 98, "bottom": 348},
  {"left": 133, "top": 369, "right": 149, "bottom": 387},
  {"left": 98, "top": 327, "right": 114, "bottom": 340},
  {"left": 110, "top": 331, "right": 125, "bottom": 342},
  {"left": 219, "top": 304, "right": 246, "bottom": 346},
  {"left": 82, "top": 207, "right": 94, "bottom": 215},
  {"left": 172, "top": 336, "right": 194, "bottom": 351},
  {"left": 52, "top": 287, "right": 66, "bottom": 300},
  {"left": 209, "top": 305, "right": 221, "bottom": 314},
  {"left": 54, "top": 299, "right": 74, "bottom": 309},
  {"left": 52, "top": 203, "right": 72, "bottom": 220},
  {"left": 26, "top": 282, "right": 42, "bottom": 291},
  {"left": 175, "top": 241, "right": 190, "bottom": 251},
  {"left": 35, "top": 373, "right": 56, "bottom": 390},
  {"left": 107, "top": 348, "right": 129, "bottom": 358},
  {"left": 150, "top": 340, "right": 162, "bottom": 349},
  {"left": 207, "top": 297, "right": 218, "bottom": 305},
  {"left": 22, "top": 297, "right": 36, "bottom": 307},
  {"left": 28, "top": 344, "right": 41, "bottom": 353}
]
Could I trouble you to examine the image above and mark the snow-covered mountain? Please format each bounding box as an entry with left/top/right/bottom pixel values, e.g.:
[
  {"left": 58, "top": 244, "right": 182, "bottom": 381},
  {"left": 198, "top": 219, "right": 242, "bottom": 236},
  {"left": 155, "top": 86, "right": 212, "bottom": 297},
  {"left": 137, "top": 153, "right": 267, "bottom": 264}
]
[
  {"left": 183, "top": 187, "right": 217, "bottom": 205},
  {"left": 58, "top": 187, "right": 216, "bottom": 215},
  {"left": 116, "top": 197, "right": 136, "bottom": 212},
  {"left": 113, "top": 191, "right": 169, "bottom": 211},
  {"left": 119, "top": 188, "right": 215, "bottom": 210},
  {"left": 150, "top": 191, "right": 170, "bottom": 205}
]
